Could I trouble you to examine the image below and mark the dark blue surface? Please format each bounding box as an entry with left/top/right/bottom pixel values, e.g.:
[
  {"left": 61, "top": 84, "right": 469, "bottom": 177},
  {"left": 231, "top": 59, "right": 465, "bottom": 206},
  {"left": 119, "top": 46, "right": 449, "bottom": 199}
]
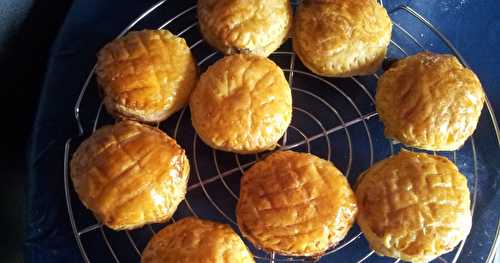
[{"left": 27, "top": 0, "right": 500, "bottom": 262}]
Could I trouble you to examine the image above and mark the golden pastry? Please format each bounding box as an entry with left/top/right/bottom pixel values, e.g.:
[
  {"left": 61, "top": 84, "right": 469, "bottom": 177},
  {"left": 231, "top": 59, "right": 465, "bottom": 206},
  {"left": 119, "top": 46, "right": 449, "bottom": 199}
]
[
  {"left": 197, "top": 0, "right": 292, "bottom": 57},
  {"left": 356, "top": 151, "right": 472, "bottom": 262},
  {"left": 236, "top": 151, "right": 358, "bottom": 256},
  {"left": 96, "top": 30, "right": 197, "bottom": 123},
  {"left": 70, "top": 121, "right": 190, "bottom": 230},
  {"left": 376, "top": 52, "right": 485, "bottom": 151},
  {"left": 293, "top": 0, "right": 392, "bottom": 77},
  {"left": 142, "top": 217, "right": 255, "bottom": 263},
  {"left": 190, "top": 54, "right": 292, "bottom": 154}
]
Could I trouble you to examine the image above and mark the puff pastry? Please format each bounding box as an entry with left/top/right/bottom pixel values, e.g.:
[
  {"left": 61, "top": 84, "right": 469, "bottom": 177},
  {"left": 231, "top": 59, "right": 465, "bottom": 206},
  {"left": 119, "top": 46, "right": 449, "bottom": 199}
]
[
  {"left": 376, "top": 52, "right": 485, "bottom": 151},
  {"left": 197, "top": 0, "right": 292, "bottom": 57},
  {"left": 356, "top": 151, "right": 472, "bottom": 262},
  {"left": 142, "top": 217, "right": 255, "bottom": 263},
  {"left": 237, "top": 151, "right": 358, "bottom": 256},
  {"left": 70, "top": 121, "right": 190, "bottom": 230},
  {"left": 293, "top": 0, "right": 392, "bottom": 77},
  {"left": 96, "top": 30, "right": 197, "bottom": 122},
  {"left": 190, "top": 54, "right": 292, "bottom": 154}
]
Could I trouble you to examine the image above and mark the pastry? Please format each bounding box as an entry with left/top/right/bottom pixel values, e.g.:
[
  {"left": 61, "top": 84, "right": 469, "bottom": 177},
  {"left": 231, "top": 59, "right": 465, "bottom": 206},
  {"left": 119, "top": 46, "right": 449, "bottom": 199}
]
[
  {"left": 376, "top": 52, "right": 485, "bottom": 151},
  {"left": 141, "top": 217, "right": 255, "bottom": 263},
  {"left": 70, "top": 121, "right": 190, "bottom": 230},
  {"left": 236, "top": 151, "right": 358, "bottom": 256},
  {"left": 190, "top": 54, "right": 292, "bottom": 154},
  {"left": 197, "top": 0, "right": 292, "bottom": 57},
  {"left": 356, "top": 151, "right": 472, "bottom": 262},
  {"left": 293, "top": 0, "right": 392, "bottom": 77},
  {"left": 96, "top": 30, "right": 197, "bottom": 123}
]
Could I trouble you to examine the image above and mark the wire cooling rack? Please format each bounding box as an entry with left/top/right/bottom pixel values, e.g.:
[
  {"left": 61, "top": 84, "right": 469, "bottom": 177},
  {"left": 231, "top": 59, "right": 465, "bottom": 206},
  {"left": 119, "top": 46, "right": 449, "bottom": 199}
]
[{"left": 63, "top": 1, "right": 500, "bottom": 262}]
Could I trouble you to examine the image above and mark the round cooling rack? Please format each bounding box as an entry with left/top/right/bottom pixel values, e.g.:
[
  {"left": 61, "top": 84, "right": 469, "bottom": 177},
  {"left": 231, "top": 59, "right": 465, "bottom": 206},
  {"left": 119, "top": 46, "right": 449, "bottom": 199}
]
[{"left": 63, "top": 1, "right": 500, "bottom": 262}]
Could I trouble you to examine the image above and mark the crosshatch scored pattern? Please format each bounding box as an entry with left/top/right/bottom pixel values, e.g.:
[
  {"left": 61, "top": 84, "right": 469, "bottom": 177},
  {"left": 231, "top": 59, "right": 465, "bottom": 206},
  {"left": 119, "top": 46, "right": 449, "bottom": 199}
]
[{"left": 63, "top": 1, "right": 500, "bottom": 263}]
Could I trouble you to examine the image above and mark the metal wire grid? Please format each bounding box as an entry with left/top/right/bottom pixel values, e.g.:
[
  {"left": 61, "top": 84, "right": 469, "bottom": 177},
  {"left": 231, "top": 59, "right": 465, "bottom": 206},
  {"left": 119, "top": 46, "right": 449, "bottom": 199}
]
[{"left": 62, "top": 1, "right": 500, "bottom": 263}]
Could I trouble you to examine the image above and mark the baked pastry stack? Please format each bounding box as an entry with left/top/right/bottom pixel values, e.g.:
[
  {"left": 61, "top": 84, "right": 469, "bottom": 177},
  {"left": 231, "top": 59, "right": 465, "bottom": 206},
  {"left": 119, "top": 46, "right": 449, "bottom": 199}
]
[
  {"left": 376, "top": 52, "right": 484, "bottom": 151},
  {"left": 96, "top": 30, "right": 197, "bottom": 123},
  {"left": 190, "top": 54, "right": 292, "bottom": 154},
  {"left": 293, "top": 0, "right": 392, "bottom": 77},
  {"left": 237, "top": 151, "right": 357, "bottom": 256},
  {"left": 356, "top": 151, "right": 472, "bottom": 262},
  {"left": 70, "top": 121, "right": 190, "bottom": 230},
  {"left": 142, "top": 217, "right": 255, "bottom": 263},
  {"left": 197, "top": 0, "right": 292, "bottom": 57}
]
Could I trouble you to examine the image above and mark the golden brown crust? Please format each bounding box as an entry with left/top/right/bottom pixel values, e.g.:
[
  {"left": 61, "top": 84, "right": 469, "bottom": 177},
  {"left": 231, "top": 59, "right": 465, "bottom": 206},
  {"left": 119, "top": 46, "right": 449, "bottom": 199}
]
[
  {"left": 197, "top": 0, "right": 292, "bottom": 57},
  {"left": 236, "top": 151, "right": 358, "bottom": 256},
  {"left": 190, "top": 54, "right": 292, "bottom": 154},
  {"left": 141, "top": 217, "right": 255, "bottom": 263},
  {"left": 293, "top": 0, "right": 392, "bottom": 77},
  {"left": 70, "top": 121, "right": 190, "bottom": 230},
  {"left": 96, "top": 30, "right": 197, "bottom": 123},
  {"left": 356, "top": 151, "right": 472, "bottom": 262},
  {"left": 376, "top": 52, "right": 485, "bottom": 151}
]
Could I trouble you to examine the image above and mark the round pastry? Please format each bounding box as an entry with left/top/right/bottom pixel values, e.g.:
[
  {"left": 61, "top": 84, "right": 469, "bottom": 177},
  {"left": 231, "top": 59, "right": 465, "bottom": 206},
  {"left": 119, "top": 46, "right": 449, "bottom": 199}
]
[
  {"left": 293, "top": 0, "right": 392, "bottom": 77},
  {"left": 197, "top": 0, "right": 292, "bottom": 57},
  {"left": 96, "top": 30, "right": 197, "bottom": 123},
  {"left": 190, "top": 54, "right": 292, "bottom": 154},
  {"left": 356, "top": 151, "right": 472, "bottom": 262},
  {"left": 376, "top": 52, "right": 485, "bottom": 151},
  {"left": 236, "top": 151, "right": 358, "bottom": 256},
  {"left": 142, "top": 217, "right": 255, "bottom": 263},
  {"left": 70, "top": 121, "right": 190, "bottom": 230}
]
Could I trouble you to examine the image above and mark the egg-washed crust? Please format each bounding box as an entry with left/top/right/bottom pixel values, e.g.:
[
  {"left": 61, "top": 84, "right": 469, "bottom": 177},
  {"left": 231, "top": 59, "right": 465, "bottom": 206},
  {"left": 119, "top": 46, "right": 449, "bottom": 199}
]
[
  {"left": 237, "top": 151, "right": 358, "bottom": 256},
  {"left": 356, "top": 151, "right": 472, "bottom": 262},
  {"left": 96, "top": 30, "right": 198, "bottom": 123},
  {"left": 141, "top": 217, "right": 255, "bottom": 263},
  {"left": 376, "top": 52, "right": 485, "bottom": 151},
  {"left": 198, "top": 0, "right": 292, "bottom": 57},
  {"left": 70, "top": 121, "right": 190, "bottom": 230},
  {"left": 293, "top": 0, "right": 392, "bottom": 77},
  {"left": 190, "top": 54, "right": 292, "bottom": 154}
]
